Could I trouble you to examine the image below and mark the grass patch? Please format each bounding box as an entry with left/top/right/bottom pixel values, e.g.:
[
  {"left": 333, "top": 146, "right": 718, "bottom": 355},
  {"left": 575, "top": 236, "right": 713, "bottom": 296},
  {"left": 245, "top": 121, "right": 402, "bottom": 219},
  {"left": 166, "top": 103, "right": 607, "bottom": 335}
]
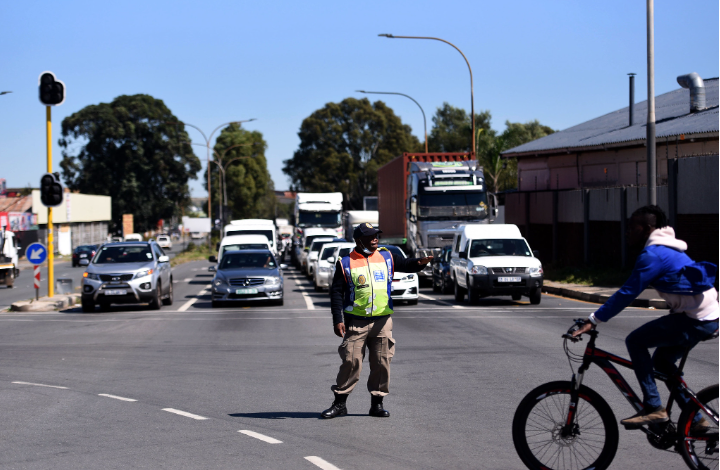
[
  {"left": 170, "top": 242, "right": 214, "bottom": 267},
  {"left": 544, "top": 266, "right": 632, "bottom": 287}
]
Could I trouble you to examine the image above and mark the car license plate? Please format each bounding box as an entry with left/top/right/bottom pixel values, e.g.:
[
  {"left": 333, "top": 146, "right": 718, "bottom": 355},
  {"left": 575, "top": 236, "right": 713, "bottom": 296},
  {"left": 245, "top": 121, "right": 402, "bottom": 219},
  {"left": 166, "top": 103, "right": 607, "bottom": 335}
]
[
  {"left": 235, "top": 288, "right": 258, "bottom": 294},
  {"left": 80, "top": 254, "right": 88, "bottom": 258},
  {"left": 498, "top": 276, "right": 521, "bottom": 283},
  {"left": 104, "top": 289, "right": 127, "bottom": 296}
]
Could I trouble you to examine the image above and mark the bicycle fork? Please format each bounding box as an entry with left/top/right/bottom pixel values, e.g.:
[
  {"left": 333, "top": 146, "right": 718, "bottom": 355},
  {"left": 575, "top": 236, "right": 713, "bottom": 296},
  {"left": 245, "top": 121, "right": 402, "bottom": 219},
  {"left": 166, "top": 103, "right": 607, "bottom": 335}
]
[{"left": 561, "top": 368, "right": 588, "bottom": 438}]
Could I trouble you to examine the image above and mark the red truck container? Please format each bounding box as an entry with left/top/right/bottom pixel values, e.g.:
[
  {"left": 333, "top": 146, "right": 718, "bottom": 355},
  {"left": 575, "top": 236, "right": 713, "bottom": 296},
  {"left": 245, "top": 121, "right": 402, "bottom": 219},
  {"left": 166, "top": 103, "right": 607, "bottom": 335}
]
[{"left": 377, "top": 152, "right": 473, "bottom": 244}]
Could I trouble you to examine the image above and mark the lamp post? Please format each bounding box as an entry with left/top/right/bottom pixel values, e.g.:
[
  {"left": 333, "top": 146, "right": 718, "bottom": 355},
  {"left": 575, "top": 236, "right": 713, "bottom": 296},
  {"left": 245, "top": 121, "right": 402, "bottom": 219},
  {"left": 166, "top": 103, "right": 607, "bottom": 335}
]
[
  {"left": 356, "top": 90, "right": 428, "bottom": 153},
  {"left": 646, "top": 0, "right": 656, "bottom": 205},
  {"left": 166, "top": 118, "right": 256, "bottom": 229},
  {"left": 0, "top": 91, "right": 11, "bottom": 96},
  {"left": 210, "top": 154, "right": 256, "bottom": 222},
  {"left": 379, "top": 34, "right": 475, "bottom": 155}
]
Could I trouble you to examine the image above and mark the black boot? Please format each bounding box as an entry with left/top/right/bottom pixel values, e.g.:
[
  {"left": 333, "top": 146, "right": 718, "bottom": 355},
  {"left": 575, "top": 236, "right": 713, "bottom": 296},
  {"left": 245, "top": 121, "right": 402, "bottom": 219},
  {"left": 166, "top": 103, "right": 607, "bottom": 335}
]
[
  {"left": 321, "top": 393, "right": 348, "bottom": 419},
  {"left": 369, "top": 395, "right": 390, "bottom": 417}
]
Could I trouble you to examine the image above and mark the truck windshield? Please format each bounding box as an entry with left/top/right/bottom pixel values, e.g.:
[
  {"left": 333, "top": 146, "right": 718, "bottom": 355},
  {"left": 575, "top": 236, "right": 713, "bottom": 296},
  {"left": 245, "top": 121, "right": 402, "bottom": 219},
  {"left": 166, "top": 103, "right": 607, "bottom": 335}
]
[
  {"left": 298, "top": 212, "right": 341, "bottom": 228},
  {"left": 226, "top": 230, "right": 274, "bottom": 246},
  {"left": 469, "top": 239, "right": 531, "bottom": 257},
  {"left": 418, "top": 190, "right": 488, "bottom": 218}
]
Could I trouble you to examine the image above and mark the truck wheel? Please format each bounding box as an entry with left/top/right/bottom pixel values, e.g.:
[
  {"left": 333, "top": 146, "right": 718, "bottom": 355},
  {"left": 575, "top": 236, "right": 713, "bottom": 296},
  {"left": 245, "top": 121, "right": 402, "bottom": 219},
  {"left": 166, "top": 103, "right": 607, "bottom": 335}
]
[
  {"left": 454, "top": 279, "right": 465, "bottom": 303},
  {"left": 529, "top": 288, "right": 542, "bottom": 305},
  {"left": 81, "top": 298, "right": 95, "bottom": 313},
  {"left": 5, "top": 269, "right": 14, "bottom": 288}
]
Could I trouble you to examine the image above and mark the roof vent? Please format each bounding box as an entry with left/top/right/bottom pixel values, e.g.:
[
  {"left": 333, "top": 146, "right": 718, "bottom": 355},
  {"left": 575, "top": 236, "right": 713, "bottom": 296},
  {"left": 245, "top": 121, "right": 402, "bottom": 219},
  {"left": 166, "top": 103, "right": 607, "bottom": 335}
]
[{"left": 677, "top": 72, "right": 706, "bottom": 112}]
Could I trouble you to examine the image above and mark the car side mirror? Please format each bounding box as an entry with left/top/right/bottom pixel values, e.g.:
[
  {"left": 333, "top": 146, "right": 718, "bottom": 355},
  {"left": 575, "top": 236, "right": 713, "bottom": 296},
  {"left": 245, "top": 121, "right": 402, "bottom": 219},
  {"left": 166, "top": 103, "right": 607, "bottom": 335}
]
[
  {"left": 533, "top": 250, "right": 540, "bottom": 258},
  {"left": 158, "top": 255, "right": 170, "bottom": 263},
  {"left": 208, "top": 266, "right": 216, "bottom": 272},
  {"left": 459, "top": 252, "right": 467, "bottom": 259},
  {"left": 327, "top": 256, "right": 335, "bottom": 264},
  {"left": 209, "top": 256, "right": 217, "bottom": 263}
]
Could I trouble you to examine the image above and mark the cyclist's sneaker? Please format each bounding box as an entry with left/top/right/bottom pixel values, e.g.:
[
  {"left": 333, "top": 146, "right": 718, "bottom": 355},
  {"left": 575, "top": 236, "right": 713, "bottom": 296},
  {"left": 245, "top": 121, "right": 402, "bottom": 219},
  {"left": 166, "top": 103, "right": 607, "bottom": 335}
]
[
  {"left": 620, "top": 406, "right": 669, "bottom": 428},
  {"left": 690, "top": 417, "right": 711, "bottom": 434}
]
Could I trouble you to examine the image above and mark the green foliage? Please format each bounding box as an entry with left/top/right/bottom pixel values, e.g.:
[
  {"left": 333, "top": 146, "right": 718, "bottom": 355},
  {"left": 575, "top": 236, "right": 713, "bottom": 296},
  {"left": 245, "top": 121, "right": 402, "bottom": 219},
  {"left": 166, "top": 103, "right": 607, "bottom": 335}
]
[
  {"left": 205, "top": 124, "right": 275, "bottom": 221},
  {"left": 59, "top": 94, "right": 201, "bottom": 232},
  {"left": 283, "top": 97, "right": 421, "bottom": 210},
  {"left": 427, "top": 102, "right": 492, "bottom": 153},
  {"left": 544, "top": 266, "right": 633, "bottom": 286}
]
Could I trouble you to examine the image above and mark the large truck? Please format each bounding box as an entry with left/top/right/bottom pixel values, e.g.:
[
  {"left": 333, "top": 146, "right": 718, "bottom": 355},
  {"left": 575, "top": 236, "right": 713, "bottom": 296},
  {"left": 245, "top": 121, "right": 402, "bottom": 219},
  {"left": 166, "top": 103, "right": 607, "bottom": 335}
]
[
  {"left": 292, "top": 193, "right": 343, "bottom": 266},
  {"left": 342, "top": 210, "right": 379, "bottom": 241},
  {"left": 0, "top": 229, "right": 20, "bottom": 288},
  {"left": 377, "top": 153, "right": 497, "bottom": 281}
]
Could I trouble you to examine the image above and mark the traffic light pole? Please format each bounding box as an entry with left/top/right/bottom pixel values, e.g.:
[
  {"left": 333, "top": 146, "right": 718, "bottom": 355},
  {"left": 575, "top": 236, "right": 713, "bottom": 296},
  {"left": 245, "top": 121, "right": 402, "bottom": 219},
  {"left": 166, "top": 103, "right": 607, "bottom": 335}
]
[{"left": 46, "top": 105, "right": 54, "bottom": 298}]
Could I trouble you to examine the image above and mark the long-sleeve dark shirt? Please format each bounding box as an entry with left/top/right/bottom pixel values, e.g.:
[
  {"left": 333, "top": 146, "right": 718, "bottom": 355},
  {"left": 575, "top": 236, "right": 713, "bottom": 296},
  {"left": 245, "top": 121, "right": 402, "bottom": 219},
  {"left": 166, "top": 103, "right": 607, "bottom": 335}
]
[{"left": 329, "top": 248, "right": 425, "bottom": 325}]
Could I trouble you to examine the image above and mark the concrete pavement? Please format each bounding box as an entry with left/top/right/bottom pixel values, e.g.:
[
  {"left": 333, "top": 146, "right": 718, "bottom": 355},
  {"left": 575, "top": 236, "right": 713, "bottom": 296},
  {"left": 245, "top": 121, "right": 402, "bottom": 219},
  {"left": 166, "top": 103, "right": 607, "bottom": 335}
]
[{"left": 0, "top": 259, "right": 715, "bottom": 469}]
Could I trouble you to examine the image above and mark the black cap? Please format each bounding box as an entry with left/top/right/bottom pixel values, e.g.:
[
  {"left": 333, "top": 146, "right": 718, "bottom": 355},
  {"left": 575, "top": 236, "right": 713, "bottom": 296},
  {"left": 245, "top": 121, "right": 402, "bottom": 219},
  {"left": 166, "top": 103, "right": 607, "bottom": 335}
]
[{"left": 353, "top": 223, "right": 382, "bottom": 239}]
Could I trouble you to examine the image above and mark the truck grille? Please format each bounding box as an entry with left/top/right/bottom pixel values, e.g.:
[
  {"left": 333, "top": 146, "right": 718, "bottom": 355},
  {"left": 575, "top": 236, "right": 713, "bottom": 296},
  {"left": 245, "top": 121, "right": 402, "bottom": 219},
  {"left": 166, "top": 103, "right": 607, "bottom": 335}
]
[
  {"left": 99, "top": 274, "right": 134, "bottom": 282},
  {"left": 228, "top": 278, "right": 265, "bottom": 287},
  {"left": 490, "top": 267, "right": 526, "bottom": 274}
]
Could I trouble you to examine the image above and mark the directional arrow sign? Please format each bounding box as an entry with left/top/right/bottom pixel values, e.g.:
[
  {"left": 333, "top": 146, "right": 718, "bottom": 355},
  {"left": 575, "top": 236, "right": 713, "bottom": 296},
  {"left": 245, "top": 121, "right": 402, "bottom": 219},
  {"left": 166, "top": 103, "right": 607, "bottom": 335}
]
[{"left": 25, "top": 242, "right": 48, "bottom": 265}]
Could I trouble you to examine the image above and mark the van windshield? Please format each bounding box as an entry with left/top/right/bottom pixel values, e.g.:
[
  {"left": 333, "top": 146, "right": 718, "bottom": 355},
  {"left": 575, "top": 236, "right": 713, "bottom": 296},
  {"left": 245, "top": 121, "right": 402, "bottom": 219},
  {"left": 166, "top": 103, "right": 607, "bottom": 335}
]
[
  {"left": 469, "top": 239, "right": 531, "bottom": 257},
  {"left": 226, "top": 230, "right": 273, "bottom": 246}
]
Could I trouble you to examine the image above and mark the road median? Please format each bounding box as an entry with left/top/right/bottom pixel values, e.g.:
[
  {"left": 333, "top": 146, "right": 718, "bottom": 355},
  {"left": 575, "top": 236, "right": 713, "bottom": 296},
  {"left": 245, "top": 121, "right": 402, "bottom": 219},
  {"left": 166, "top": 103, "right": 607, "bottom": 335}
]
[
  {"left": 9, "top": 294, "right": 80, "bottom": 312},
  {"left": 542, "top": 281, "right": 668, "bottom": 309}
]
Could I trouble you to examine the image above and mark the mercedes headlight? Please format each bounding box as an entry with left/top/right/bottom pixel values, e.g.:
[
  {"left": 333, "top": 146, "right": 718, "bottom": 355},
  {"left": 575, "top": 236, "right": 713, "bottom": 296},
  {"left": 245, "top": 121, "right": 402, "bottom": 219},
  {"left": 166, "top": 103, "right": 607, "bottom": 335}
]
[
  {"left": 214, "top": 278, "right": 226, "bottom": 287},
  {"left": 529, "top": 267, "right": 543, "bottom": 277},
  {"left": 134, "top": 269, "right": 153, "bottom": 279},
  {"left": 265, "top": 277, "right": 281, "bottom": 286},
  {"left": 470, "top": 265, "right": 488, "bottom": 275}
]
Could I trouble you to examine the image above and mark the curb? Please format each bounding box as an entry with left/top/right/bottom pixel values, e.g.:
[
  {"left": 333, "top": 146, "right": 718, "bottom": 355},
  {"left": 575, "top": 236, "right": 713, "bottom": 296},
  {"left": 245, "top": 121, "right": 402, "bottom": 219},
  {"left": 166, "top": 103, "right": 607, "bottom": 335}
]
[
  {"left": 10, "top": 294, "right": 81, "bottom": 312},
  {"left": 542, "top": 284, "right": 669, "bottom": 309}
]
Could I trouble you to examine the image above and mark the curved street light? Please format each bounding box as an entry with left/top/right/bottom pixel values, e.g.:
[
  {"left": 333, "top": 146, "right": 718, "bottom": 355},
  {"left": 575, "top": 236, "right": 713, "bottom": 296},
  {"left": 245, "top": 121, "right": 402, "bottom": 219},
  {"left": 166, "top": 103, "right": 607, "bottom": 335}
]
[
  {"left": 0, "top": 91, "right": 12, "bottom": 96},
  {"left": 357, "top": 90, "right": 428, "bottom": 153},
  {"left": 379, "top": 34, "right": 475, "bottom": 155}
]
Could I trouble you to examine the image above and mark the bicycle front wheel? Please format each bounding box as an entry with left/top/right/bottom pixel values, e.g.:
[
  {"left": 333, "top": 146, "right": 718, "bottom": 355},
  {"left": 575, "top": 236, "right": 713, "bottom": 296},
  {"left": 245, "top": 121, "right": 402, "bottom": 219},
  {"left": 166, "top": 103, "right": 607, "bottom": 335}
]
[
  {"left": 512, "top": 381, "right": 619, "bottom": 470},
  {"left": 678, "top": 384, "right": 719, "bottom": 470}
]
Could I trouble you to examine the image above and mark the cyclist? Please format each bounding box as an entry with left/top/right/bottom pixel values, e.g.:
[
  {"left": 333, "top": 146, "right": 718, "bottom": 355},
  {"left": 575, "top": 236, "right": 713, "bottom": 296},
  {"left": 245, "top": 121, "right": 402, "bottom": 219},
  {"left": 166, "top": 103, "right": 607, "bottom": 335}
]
[{"left": 574, "top": 205, "right": 718, "bottom": 429}]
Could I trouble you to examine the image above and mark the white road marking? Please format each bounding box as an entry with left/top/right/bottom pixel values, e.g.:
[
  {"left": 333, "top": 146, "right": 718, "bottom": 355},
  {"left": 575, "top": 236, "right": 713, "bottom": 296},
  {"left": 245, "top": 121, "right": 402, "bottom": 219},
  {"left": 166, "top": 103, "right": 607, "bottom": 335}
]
[
  {"left": 12, "top": 381, "right": 68, "bottom": 389},
  {"left": 183, "top": 278, "right": 192, "bottom": 282},
  {"left": 238, "top": 430, "right": 282, "bottom": 444},
  {"left": 98, "top": 393, "right": 137, "bottom": 402},
  {"left": 178, "top": 285, "right": 211, "bottom": 312},
  {"left": 162, "top": 408, "right": 208, "bottom": 420},
  {"left": 418, "top": 293, "right": 462, "bottom": 308},
  {"left": 291, "top": 277, "right": 315, "bottom": 310},
  {"left": 305, "top": 456, "right": 342, "bottom": 470}
]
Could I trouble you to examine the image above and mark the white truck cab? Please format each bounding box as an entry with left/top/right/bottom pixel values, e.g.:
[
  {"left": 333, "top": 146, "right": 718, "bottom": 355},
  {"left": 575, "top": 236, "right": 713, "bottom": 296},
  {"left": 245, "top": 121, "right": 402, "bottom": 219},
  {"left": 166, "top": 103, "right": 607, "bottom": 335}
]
[
  {"left": 0, "top": 229, "right": 20, "bottom": 288},
  {"left": 216, "top": 234, "right": 272, "bottom": 262},
  {"left": 450, "top": 224, "right": 543, "bottom": 305},
  {"left": 224, "top": 219, "right": 277, "bottom": 255}
]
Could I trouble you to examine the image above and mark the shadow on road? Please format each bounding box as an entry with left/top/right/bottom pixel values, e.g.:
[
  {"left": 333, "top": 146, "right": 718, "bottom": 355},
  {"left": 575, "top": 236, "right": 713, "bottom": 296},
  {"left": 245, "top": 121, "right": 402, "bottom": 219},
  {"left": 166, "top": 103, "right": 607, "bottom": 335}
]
[{"left": 229, "top": 411, "right": 366, "bottom": 419}]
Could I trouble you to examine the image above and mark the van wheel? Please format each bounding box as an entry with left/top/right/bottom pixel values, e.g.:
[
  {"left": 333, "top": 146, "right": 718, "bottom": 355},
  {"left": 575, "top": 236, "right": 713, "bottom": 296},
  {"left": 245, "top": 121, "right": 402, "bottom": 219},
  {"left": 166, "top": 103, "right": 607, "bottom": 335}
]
[
  {"left": 454, "top": 279, "right": 465, "bottom": 303},
  {"left": 529, "top": 288, "right": 542, "bottom": 305}
]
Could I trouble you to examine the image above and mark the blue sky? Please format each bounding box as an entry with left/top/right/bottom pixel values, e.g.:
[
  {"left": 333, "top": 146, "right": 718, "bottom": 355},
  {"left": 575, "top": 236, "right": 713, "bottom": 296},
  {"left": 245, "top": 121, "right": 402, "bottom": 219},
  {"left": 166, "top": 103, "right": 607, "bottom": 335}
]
[{"left": 2, "top": 0, "right": 717, "bottom": 197}]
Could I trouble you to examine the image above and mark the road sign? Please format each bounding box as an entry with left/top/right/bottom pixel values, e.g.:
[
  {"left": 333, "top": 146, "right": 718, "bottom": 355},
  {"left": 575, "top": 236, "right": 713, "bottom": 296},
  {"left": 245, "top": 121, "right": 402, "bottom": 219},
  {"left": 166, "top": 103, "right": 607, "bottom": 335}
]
[
  {"left": 34, "top": 266, "right": 41, "bottom": 289},
  {"left": 26, "top": 242, "right": 48, "bottom": 265}
]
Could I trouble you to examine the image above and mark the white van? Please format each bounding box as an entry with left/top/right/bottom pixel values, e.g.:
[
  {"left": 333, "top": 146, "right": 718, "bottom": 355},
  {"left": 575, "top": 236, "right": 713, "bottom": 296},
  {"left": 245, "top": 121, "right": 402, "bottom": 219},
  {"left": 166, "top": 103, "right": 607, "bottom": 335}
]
[
  {"left": 216, "top": 235, "right": 272, "bottom": 263},
  {"left": 449, "top": 224, "right": 543, "bottom": 305},
  {"left": 223, "top": 219, "right": 277, "bottom": 255},
  {"left": 124, "top": 233, "right": 143, "bottom": 242},
  {"left": 295, "top": 227, "right": 339, "bottom": 273}
]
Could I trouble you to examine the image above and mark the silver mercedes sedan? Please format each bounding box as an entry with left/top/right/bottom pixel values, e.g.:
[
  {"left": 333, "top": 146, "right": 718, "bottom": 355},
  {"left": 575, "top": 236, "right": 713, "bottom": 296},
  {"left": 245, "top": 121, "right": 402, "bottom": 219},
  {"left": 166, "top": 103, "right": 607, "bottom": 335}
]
[
  {"left": 209, "top": 249, "right": 284, "bottom": 307},
  {"left": 81, "top": 242, "right": 173, "bottom": 312}
]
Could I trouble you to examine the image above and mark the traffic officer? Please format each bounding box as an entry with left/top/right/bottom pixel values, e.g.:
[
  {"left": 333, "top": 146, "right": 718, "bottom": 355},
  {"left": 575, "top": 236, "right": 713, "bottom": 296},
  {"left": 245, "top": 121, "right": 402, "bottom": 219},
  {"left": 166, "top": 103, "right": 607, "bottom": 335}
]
[{"left": 321, "top": 223, "right": 433, "bottom": 418}]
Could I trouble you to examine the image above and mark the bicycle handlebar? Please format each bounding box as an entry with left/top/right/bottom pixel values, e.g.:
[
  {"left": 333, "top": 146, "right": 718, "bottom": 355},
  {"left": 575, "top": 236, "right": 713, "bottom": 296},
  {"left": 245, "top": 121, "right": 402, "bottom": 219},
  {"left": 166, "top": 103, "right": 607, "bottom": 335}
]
[{"left": 562, "top": 318, "right": 590, "bottom": 343}]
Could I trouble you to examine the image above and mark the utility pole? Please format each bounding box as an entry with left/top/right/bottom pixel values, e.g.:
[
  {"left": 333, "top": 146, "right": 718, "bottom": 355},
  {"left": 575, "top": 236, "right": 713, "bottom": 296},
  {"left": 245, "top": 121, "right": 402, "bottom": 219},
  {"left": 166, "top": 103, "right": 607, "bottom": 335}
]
[{"left": 646, "top": 0, "right": 657, "bottom": 205}]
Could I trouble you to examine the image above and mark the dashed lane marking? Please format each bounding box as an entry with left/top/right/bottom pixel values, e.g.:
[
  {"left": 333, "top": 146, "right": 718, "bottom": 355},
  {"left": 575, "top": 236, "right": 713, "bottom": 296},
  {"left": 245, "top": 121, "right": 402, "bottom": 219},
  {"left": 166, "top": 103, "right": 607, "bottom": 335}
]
[
  {"left": 290, "top": 276, "right": 315, "bottom": 310},
  {"left": 162, "top": 408, "right": 208, "bottom": 420},
  {"left": 12, "top": 381, "right": 68, "bottom": 389},
  {"left": 98, "top": 393, "right": 137, "bottom": 402},
  {"left": 178, "top": 285, "right": 211, "bottom": 312},
  {"left": 238, "top": 430, "right": 282, "bottom": 444},
  {"left": 305, "top": 456, "right": 343, "bottom": 470}
]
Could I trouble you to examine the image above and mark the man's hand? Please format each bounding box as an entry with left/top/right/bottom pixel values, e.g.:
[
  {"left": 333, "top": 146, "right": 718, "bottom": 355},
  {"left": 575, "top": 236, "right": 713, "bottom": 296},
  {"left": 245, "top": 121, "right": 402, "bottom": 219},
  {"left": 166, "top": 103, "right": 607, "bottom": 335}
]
[
  {"left": 417, "top": 256, "right": 434, "bottom": 266},
  {"left": 572, "top": 321, "right": 594, "bottom": 337},
  {"left": 334, "top": 322, "right": 346, "bottom": 338}
]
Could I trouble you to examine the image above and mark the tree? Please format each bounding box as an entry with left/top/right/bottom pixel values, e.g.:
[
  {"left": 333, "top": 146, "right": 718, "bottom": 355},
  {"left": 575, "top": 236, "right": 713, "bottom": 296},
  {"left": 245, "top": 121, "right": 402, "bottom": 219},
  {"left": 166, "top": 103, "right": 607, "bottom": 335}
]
[
  {"left": 59, "top": 94, "right": 201, "bottom": 232},
  {"left": 428, "top": 102, "right": 492, "bottom": 153},
  {"left": 205, "top": 124, "right": 275, "bottom": 221},
  {"left": 283, "top": 98, "right": 421, "bottom": 209}
]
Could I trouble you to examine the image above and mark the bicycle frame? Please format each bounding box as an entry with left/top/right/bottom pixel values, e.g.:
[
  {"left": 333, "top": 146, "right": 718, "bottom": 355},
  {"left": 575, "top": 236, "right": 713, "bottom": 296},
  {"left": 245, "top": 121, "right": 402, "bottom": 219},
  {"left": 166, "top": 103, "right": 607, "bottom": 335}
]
[{"left": 562, "top": 330, "right": 719, "bottom": 437}]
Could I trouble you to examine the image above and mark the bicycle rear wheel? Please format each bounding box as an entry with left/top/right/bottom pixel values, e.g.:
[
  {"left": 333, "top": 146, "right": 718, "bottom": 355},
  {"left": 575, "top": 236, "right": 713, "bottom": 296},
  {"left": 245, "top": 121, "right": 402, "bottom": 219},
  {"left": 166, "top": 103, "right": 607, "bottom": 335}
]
[
  {"left": 513, "top": 381, "right": 619, "bottom": 470},
  {"left": 678, "top": 384, "right": 719, "bottom": 470}
]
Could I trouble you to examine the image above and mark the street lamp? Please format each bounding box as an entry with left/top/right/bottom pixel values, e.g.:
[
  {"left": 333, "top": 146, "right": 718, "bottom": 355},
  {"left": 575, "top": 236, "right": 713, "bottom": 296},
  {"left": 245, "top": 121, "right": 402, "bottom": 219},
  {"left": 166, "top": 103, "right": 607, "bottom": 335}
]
[
  {"left": 165, "top": 118, "right": 256, "bottom": 228},
  {"left": 379, "top": 34, "right": 476, "bottom": 155},
  {"left": 356, "top": 90, "right": 428, "bottom": 153},
  {"left": 210, "top": 154, "right": 256, "bottom": 223}
]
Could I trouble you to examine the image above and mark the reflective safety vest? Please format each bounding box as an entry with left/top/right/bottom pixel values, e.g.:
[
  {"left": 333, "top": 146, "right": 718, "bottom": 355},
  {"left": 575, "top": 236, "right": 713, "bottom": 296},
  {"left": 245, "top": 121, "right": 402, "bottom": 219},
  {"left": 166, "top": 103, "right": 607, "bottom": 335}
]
[{"left": 340, "top": 249, "right": 394, "bottom": 317}]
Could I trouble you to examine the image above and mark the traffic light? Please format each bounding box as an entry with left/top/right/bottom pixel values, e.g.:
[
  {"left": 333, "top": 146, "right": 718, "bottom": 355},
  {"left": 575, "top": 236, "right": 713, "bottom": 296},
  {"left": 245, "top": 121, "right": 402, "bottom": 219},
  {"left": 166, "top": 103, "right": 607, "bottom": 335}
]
[
  {"left": 38, "top": 72, "right": 65, "bottom": 106},
  {"left": 40, "top": 173, "right": 64, "bottom": 207}
]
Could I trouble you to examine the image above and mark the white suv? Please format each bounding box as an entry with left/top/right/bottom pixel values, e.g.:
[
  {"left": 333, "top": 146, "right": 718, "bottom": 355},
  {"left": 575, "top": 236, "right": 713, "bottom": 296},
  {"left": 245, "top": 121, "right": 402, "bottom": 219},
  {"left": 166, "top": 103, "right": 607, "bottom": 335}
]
[{"left": 156, "top": 235, "right": 172, "bottom": 250}]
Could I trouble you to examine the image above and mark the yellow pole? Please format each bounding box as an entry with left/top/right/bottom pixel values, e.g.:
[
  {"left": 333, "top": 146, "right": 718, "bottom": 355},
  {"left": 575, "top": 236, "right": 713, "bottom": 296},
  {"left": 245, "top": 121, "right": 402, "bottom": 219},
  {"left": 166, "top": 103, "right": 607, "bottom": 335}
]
[{"left": 46, "top": 106, "right": 54, "bottom": 298}]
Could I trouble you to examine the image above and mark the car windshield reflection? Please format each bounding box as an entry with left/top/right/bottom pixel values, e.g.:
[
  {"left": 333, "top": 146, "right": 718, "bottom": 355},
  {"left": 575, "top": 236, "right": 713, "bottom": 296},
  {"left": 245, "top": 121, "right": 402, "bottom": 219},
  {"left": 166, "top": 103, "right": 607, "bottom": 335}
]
[
  {"left": 94, "top": 246, "right": 153, "bottom": 263},
  {"left": 219, "top": 252, "right": 277, "bottom": 270}
]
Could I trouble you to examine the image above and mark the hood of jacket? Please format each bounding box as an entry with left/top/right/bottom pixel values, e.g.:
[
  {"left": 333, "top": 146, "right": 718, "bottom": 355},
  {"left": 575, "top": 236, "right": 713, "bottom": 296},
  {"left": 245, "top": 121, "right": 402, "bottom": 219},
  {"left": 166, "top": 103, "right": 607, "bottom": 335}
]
[{"left": 645, "top": 226, "right": 688, "bottom": 252}]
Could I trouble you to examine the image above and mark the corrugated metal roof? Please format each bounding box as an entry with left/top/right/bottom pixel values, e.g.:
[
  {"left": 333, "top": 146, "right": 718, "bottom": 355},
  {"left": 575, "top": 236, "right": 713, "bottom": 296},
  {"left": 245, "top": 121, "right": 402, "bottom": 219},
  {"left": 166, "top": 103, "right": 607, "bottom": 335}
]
[{"left": 503, "top": 78, "right": 718, "bottom": 156}]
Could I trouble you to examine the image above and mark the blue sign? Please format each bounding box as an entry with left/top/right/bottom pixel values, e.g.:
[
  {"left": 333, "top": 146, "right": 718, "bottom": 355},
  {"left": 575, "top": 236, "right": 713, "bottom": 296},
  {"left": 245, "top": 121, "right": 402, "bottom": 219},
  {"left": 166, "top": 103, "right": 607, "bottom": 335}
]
[{"left": 25, "top": 242, "right": 48, "bottom": 265}]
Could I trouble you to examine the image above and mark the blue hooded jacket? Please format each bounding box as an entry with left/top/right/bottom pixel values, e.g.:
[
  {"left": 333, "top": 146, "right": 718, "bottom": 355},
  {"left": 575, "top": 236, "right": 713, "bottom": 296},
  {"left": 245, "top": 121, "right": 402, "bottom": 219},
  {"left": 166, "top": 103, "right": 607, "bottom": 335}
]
[{"left": 594, "top": 228, "right": 717, "bottom": 323}]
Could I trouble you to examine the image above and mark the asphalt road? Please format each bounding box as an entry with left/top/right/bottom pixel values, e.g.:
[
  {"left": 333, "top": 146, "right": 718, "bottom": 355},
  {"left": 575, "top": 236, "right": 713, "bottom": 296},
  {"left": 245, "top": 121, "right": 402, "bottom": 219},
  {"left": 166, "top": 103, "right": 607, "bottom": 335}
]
[{"left": 0, "top": 259, "right": 716, "bottom": 469}]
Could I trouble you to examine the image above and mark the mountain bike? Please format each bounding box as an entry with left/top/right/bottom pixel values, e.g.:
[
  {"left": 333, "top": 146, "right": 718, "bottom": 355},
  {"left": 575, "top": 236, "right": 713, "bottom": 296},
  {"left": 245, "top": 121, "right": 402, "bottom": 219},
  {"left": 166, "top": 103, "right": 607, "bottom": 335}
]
[{"left": 512, "top": 318, "right": 718, "bottom": 470}]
